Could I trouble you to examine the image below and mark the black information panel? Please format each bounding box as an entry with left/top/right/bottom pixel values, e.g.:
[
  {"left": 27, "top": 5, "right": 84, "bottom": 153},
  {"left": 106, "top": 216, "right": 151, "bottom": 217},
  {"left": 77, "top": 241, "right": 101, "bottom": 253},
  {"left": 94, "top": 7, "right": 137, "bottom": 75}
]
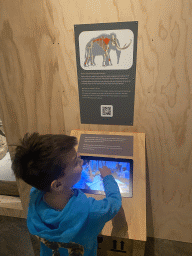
[
  {"left": 78, "top": 134, "right": 133, "bottom": 157},
  {"left": 74, "top": 21, "right": 138, "bottom": 126}
]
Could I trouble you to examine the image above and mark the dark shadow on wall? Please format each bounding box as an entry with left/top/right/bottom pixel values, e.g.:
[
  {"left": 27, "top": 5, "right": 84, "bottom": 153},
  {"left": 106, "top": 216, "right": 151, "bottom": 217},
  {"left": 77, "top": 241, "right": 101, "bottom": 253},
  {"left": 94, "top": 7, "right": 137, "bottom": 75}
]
[{"left": 145, "top": 139, "right": 155, "bottom": 255}]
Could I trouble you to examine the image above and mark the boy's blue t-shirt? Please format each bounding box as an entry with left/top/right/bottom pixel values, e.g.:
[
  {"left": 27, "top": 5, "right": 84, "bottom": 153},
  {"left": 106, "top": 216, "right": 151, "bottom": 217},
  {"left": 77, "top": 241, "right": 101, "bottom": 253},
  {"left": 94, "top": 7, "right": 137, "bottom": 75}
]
[{"left": 27, "top": 175, "right": 122, "bottom": 256}]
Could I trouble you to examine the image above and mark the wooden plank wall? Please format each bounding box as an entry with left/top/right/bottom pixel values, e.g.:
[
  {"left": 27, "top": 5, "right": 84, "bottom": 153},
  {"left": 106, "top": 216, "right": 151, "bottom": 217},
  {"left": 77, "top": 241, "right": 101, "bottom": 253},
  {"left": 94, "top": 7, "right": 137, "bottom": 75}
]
[{"left": 0, "top": 0, "right": 192, "bottom": 245}]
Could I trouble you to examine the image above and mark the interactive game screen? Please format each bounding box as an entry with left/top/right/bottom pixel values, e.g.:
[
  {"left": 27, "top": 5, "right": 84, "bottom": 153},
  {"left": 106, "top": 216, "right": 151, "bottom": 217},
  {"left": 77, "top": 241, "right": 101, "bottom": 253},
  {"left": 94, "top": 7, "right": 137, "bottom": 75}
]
[{"left": 72, "top": 156, "right": 133, "bottom": 197}]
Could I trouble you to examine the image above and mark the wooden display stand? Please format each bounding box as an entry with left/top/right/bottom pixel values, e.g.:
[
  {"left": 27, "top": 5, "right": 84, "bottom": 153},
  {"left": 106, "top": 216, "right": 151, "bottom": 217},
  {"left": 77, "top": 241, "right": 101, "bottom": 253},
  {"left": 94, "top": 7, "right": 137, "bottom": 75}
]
[{"left": 71, "top": 130, "right": 146, "bottom": 254}]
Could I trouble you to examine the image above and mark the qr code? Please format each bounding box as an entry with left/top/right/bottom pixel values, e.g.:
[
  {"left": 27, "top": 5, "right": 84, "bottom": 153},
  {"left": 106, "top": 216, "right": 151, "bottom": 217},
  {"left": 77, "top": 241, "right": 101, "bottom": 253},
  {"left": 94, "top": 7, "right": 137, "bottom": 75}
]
[{"left": 101, "top": 105, "right": 113, "bottom": 117}]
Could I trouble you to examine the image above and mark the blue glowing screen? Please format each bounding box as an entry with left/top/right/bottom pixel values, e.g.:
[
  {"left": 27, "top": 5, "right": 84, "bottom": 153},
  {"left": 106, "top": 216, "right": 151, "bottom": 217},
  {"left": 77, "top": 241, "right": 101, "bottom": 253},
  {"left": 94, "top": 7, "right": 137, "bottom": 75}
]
[{"left": 72, "top": 156, "right": 133, "bottom": 198}]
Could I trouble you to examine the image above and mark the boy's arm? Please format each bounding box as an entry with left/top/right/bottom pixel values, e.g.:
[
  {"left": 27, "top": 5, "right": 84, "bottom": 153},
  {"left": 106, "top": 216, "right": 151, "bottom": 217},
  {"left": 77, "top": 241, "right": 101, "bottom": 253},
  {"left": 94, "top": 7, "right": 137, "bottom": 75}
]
[{"left": 87, "top": 175, "right": 122, "bottom": 231}]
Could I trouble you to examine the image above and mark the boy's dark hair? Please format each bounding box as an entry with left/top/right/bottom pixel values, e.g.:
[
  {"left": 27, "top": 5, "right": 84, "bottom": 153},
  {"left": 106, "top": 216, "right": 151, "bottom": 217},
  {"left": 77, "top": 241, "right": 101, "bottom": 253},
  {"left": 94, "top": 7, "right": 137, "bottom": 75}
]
[{"left": 10, "top": 132, "right": 78, "bottom": 193}]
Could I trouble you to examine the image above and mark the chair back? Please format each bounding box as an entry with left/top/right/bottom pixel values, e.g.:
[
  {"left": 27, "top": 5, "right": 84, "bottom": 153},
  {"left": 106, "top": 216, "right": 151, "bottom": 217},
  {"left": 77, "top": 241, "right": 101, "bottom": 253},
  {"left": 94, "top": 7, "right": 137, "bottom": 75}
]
[{"left": 35, "top": 235, "right": 84, "bottom": 256}]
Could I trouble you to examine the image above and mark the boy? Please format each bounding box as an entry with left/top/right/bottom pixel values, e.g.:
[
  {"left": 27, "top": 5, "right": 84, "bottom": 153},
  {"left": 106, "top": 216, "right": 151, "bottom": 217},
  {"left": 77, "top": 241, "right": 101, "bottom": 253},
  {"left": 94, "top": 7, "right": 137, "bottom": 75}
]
[{"left": 11, "top": 132, "right": 122, "bottom": 256}]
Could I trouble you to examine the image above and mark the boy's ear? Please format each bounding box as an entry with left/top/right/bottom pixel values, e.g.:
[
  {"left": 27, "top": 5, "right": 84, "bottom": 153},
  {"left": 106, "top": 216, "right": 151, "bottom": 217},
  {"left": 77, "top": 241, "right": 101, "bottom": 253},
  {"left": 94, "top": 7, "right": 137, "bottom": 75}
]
[{"left": 50, "top": 180, "right": 62, "bottom": 191}]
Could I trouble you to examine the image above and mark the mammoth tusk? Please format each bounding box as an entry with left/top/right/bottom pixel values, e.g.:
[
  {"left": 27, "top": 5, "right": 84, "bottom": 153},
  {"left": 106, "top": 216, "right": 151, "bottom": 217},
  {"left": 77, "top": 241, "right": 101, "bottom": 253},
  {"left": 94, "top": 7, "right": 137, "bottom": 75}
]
[{"left": 116, "top": 39, "right": 132, "bottom": 50}]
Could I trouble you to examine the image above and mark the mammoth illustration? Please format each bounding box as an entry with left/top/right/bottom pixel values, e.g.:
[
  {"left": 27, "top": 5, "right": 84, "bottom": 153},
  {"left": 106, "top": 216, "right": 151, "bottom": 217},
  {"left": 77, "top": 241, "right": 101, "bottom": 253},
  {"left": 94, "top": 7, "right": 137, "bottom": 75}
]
[{"left": 84, "top": 33, "right": 132, "bottom": 67}]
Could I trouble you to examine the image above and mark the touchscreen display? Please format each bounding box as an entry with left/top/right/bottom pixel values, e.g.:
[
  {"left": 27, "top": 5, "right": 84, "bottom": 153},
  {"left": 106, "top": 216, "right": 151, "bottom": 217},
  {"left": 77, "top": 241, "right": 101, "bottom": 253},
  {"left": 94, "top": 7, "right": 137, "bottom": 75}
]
[{"left": 72, "top": 156, "right": 133, "bottom": 197}]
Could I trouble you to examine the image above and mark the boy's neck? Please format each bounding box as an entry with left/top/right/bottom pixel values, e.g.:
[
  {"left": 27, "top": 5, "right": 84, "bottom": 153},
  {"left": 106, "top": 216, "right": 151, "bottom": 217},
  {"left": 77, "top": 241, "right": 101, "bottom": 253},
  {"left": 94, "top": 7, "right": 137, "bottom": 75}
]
[
  {"left": 45, "top": 187, "right": 74, "bottom": 199},
  {"left": 44, "top": 188, "right": 74, "bottom": 210}
]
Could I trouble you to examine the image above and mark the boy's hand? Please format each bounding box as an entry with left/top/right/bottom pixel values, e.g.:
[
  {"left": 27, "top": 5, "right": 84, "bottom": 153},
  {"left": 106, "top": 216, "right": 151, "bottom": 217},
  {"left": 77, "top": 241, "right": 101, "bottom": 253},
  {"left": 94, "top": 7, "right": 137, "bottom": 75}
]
[{"left": 99, "top": 166, "right": 112, "bottom": 179}]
